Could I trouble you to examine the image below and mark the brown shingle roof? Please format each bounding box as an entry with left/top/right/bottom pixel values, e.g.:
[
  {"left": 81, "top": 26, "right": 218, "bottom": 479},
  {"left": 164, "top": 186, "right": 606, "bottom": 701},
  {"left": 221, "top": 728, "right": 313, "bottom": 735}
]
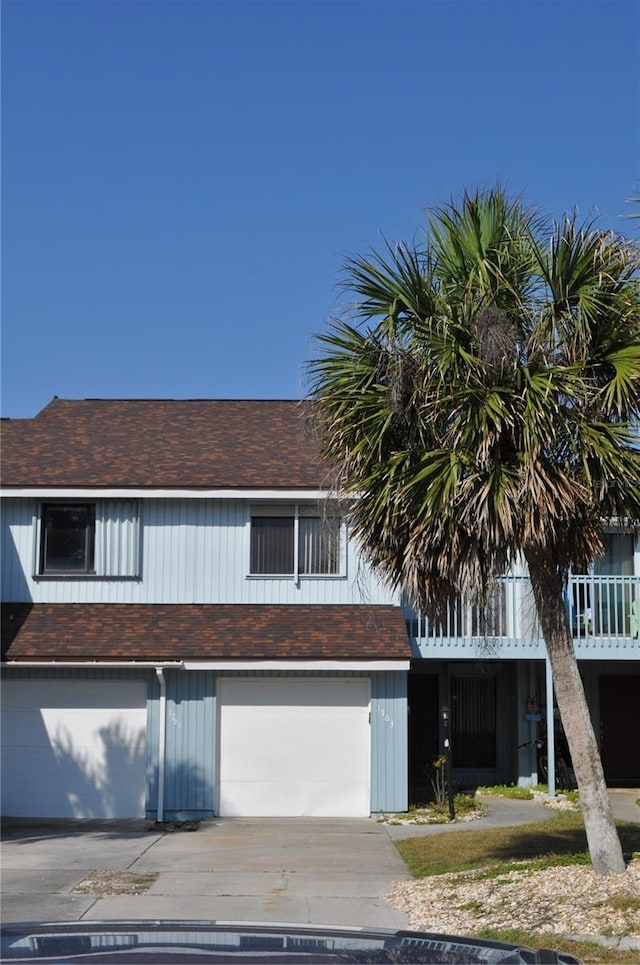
[
  {"left": 1, "top": 398, "right": 327, "bottom": 489},
  {"left": 1, "top": 604, "right": 410, "bottom": 662}
]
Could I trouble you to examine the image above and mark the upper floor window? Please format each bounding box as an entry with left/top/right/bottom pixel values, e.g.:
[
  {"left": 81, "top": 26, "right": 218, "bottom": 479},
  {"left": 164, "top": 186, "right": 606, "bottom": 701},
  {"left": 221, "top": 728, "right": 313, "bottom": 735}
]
[
  {"left": 40, "top": 504, "right": 96, "bottom": 574},
  {"left": 250, "top": 504, "right": 342, "bottom": 577},
  {"left": 37, "top": 501, "right": 140, "bottom": 578},
  {"left": 299, "top": 515, "right": 341, "bottom": 575},
  {"left": 594, "top": 533, "right": 635, "bottom": 576}
]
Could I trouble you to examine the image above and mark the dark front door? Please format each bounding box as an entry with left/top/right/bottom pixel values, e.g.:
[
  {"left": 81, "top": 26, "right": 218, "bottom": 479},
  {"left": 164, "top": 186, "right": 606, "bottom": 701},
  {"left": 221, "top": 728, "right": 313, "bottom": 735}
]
[
  {"left": 599, "top": 675, "right": 640, "bottom": 785},
  {"left": 451, "top": 674, "right": 497, "bottom": 768},
  {"left": 408, "top": 673, "right": 439, "bottom": 796}
]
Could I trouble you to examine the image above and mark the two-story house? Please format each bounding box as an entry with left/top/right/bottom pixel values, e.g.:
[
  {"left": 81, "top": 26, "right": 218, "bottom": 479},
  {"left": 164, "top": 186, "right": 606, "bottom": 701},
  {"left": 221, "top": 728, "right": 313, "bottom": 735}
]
[{"left": 1, "top": 398, "right": 638, "bottom": 821}]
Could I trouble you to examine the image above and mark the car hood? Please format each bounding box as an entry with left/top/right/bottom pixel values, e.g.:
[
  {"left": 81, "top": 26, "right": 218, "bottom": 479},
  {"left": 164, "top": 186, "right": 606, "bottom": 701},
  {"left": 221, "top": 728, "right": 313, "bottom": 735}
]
[{"left": 1, "top": 919, "right": 581, "bottom": 964}]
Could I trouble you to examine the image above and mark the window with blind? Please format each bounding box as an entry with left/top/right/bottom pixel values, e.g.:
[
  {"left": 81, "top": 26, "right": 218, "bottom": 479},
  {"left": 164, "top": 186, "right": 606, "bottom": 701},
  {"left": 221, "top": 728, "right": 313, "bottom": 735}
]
[
  {"left": 250, "top": 506, "right": 342, "bottom": 576},
  {"left": 38, "top": 501, "right": 140, "bottom": 578}
]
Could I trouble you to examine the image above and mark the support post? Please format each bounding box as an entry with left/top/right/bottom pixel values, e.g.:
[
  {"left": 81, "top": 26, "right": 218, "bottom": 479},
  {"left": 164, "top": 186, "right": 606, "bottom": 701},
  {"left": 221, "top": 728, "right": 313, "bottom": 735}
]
[
  {"left": 441, "top": 705, "right": 455, "bottom": 820},
  {"left": 545, "top": 657, "right": 556, "bottom": 797}
]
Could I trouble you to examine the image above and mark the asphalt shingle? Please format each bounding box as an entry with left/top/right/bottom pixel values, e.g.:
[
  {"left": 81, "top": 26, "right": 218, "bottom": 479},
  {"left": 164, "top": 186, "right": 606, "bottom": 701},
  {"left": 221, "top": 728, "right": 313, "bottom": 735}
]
[
  {"left": 1, "top": 398, "right": 326, "bottom": 489},
  {"left": 1, "top": 603, "right": 411, "bottom": 662}
]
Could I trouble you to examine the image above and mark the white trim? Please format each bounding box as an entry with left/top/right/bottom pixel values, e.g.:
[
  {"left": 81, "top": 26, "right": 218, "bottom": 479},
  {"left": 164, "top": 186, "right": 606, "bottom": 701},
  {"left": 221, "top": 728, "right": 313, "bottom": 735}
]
[
  {"left": 182, "top": 660, "right": 410, "bottom": 671},
  {"left": 2, "top": 660, "right": 409, "bottom": 671},
  {"left": 2, "top": 488, "right": 336, "bottom": 501},
  {"left": 2, "top": 661, "right": 184, "bottom": 668}
]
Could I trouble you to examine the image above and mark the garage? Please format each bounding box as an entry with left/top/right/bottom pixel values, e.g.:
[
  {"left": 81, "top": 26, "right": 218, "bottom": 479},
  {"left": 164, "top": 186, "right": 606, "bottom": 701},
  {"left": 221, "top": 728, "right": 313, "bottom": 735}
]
[
  {"left": 217, "top": 677, "right": 371, "bottom": 817},
  {"left": 0, "top": 678, "right": 147, "bottom": 819}
]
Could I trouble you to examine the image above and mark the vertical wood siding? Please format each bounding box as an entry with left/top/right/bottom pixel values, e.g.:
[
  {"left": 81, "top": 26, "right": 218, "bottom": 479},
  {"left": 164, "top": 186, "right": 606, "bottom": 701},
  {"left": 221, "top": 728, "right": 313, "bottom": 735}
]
[
  {"left": 2, "top": 498, "right": 37, "bottom": 601},
  {"left": 146, "top": 669, "right": 408, "bottom": 820},
  {"left": 96, "top": 501, "right": 140, "bottom": 577},
  {"left": 161, "top": 670, "right": 216, "bottom": 817},
  {"left": 370, "top": 671, "right": 408, "bottom": 813},
  {"left": 2, "top": 498, "right": 395, "bottom": 605}
]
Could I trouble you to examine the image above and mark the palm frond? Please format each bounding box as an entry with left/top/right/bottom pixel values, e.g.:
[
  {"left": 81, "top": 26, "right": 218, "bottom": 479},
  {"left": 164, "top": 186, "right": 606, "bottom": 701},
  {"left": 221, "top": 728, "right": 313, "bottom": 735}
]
[
  {"left": 309, "top": 186, "right": 640, "bottom": 614},
  {"left": 340, "top": 238, "right": 437, "bottom": 335}
]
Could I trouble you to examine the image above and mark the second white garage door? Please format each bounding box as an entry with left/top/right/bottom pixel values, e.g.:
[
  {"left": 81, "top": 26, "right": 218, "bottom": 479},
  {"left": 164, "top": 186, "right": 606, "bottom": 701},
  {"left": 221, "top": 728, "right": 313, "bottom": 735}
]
[
  {"left": 217, "top": 677, "right": 370, "bottom": 817},
  {"left": 1, "top": 679, "right": 147, "bottom": 819}
]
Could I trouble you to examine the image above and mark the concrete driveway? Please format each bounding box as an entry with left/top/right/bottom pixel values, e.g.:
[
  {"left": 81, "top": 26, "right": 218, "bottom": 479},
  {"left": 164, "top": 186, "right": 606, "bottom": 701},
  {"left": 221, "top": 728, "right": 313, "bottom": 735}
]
[
  {"left": 1, "top": 818, "right": 411, "bottom": 929},
  {"left": 3, "top": 791, "right": 638, "bottom": 929}
]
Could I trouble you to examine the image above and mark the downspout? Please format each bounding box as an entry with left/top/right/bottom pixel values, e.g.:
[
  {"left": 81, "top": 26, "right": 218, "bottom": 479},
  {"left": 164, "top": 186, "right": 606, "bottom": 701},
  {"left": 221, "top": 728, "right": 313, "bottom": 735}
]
[
  {"left": 545, "top": 656, "right": 556, "bottom": 797},
  {"left": 155, "top": 667, "right": 167, "bottom": 823}
]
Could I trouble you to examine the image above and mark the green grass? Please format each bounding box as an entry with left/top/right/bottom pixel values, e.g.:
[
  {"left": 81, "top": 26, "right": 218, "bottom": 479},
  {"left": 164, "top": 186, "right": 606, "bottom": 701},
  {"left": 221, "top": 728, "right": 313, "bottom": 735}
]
[
  {"left": 475, "top": 784, "right": 534, "bottom": 800},
  {"left": 477, "top": 930, "right": 640, "bottom": 964},
  {"left": 603, "top": 895, "right": 640, "bottom": 915},
  {"left": 475, "top": 783, "right": 581, "bottom": 804},
  {"left": 395, "top": 812, "right": 640, "bottom": 878},
  {"left": 445, "top": 850, "right": 594, "bottom": 884},
  {"left": 393, "top": 815, "right": 640, "bottom": 963}
]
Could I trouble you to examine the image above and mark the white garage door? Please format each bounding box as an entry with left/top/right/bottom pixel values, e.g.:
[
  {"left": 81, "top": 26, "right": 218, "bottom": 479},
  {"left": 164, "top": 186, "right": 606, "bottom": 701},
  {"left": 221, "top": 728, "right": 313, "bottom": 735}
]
[
  {"left": 1, "top": 679, "right": 147, "bottom": 819},
  {"left": 217, "top": 677, "right": 370, "bottom": 817}
]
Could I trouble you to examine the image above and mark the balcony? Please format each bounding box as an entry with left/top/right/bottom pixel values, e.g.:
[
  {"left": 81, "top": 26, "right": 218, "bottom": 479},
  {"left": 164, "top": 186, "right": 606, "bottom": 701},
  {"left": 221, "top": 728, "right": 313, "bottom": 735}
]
[{"left": 405, "top": 574, "right": 640, "bottom": 660}]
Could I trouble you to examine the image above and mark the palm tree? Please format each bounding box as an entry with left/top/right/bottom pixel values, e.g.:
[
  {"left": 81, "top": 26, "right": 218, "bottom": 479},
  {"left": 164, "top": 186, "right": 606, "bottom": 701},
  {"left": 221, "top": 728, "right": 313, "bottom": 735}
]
[{"left": 309, "top": 188, "right": 640, "bottom": 875}]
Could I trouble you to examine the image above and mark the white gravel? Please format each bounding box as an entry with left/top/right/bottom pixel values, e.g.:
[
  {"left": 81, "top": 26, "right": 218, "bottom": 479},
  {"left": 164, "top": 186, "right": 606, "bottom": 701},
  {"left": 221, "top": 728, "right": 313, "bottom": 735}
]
[{"left": 387, "top": 859, "right": 640, "bottom": 939}]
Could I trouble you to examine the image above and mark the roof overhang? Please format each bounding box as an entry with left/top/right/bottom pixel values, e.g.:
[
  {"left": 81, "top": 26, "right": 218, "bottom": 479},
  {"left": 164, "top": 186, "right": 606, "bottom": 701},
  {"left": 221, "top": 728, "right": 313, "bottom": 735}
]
[
  {"left": 1, "top": 488, "right": 337, "bottom": 501},
  {"left": 181, "top": 659, "right": 409, "bottom": 671},
  {"left": 2, "top": 659, "right": 409, "bottom": 671},
  {"left": 1, "top": 661, "right": 184, "bottom": 668}
]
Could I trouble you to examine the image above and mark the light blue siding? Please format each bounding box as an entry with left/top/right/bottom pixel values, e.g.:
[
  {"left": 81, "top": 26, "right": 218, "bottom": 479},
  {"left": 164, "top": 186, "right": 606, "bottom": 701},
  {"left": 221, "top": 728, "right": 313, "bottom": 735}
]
[
  {"left": 2, "top": 497, "right": 395, "bottom": 607},
  {"left": 2, "top": 667, "right": 217, "bottom": 823},
  {"left": 5, "top": 496, "right": 636, "bottom": 660},
  {"left": 147, "top": 670, "right": 216, "bottom": 821},
  {"left": 96, "top": 501, "right": 140, "bottom": 577},
  {"left": 370, "top": 671, "right": 408, "bottom": 813},
  {"left": 145, "top": 669, "right": 409, "bottom": 819},
  {"left": 2, "top": 499, "right": 37, "bottom": 601}
]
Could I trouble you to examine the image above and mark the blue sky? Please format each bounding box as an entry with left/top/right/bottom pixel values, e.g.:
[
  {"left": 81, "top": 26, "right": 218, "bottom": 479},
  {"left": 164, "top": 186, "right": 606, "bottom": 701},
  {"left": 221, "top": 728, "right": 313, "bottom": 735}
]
[{"left": 2, "top": 0, "right": 638, "bottom": 419}]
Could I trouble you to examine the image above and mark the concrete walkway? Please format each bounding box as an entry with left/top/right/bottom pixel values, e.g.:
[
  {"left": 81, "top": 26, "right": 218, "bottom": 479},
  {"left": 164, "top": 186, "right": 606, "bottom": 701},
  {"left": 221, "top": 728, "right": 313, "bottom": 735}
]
[
  {"left": 384, "top": 793, "right": 554, "bottom": 840},
  {"left": 384, "top": 787, "right": 639, "bottom": 839},
  {"left": 2, "top": 791, "right": 638, "bottom": 929}
]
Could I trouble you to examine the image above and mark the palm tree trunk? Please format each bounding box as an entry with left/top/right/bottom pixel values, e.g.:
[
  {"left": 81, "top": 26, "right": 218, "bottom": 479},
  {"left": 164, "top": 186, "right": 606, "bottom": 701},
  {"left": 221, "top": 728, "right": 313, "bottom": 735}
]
[{"left": 524, "top": 546, "right": 626, "bottom": 876}]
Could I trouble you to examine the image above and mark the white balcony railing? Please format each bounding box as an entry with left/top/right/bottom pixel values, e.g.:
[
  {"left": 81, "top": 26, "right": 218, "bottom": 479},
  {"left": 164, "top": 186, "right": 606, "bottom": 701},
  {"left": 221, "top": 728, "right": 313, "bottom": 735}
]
[
  {"left": 568, "top": 574, "right": 639, "bottom": 640},
  {"left": 406, "top": 574, "right": 639, "bottom": 651}
]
